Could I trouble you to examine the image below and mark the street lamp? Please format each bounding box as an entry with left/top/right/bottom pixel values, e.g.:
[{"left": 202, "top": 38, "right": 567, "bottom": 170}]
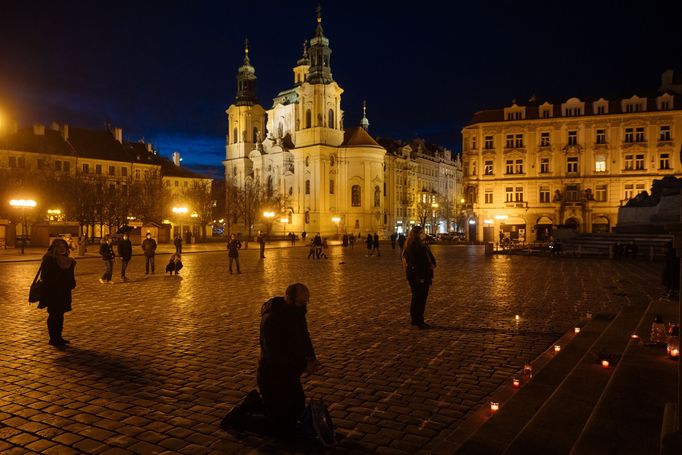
[
  {"left": 47, "top": 209, "right": 62, "bottom": 221},
  {"left": 332, "top": 216, "right": 341, "bottom": 236},
  {"left": 279, "top": 217, "right": 288, "bottom": 237},
  {"left": 10, "top": 199, "right": 37, "bottom": 255},
  {"left": 172, "top": 206, "right": 189, "bottom": 239},
  {"left": 263, "top": 211, "right": 275, "bottom": 235}
]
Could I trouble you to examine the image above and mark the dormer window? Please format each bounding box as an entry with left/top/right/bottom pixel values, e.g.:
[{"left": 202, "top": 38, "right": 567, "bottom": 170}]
[
  {"left": 504, "top": 105, "right": 525, "bottom": 121},
  {"left": 561, "top": 98, "right": 585, "bottom": 117},
  {"left": 593, "top": 98, "right": 609, "bottom": 115},
  {"left": 622, "top": 95, "right": 646, "bottom": 113},
  {"left": 658, "top": 93, "right": 673, "bottom": 110},
  {"left": 539, "top": 102, "right": 553, "bottom": 118}
]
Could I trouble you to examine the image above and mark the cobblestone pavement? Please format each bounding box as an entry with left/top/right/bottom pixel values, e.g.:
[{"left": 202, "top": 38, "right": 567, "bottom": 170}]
[{"left": 0, "top": 246, "right": 662, "bottom": 454}]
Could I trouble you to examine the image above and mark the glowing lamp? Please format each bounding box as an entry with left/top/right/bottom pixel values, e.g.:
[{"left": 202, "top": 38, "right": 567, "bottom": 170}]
[
  {"left": 554, "top": 345, "right": 561, "bottom": 353},
  {"left": 512, "top": 378, "right": 520, "bottom": 389},
  {"left": 515, "top": 314, "right": 520, "bottom": 321},
  {"left": 574, "top": 327, "right": 581, "bottom": 334},
  {"left": 9, "top": 199, "right": 37, "bottom": 208},
  {"left": 601, "top": 360, "right": 610, "bottom": 368},
  {"left": 490, "top": 401, "right": 499, "bottom": 413}
]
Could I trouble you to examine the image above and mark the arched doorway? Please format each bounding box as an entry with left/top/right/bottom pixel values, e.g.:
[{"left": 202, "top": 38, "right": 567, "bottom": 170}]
[
  {"left": 468, "top": 218, "right": 477, "bottom": 242},
  {"left": 536, "top": 216, "right": 553, "bottom": 241},
  {"left": 565, "top": 217, "right": 580, "bottom": 230},
  {"left": 592, "top": 215, "right": 610, "bottom": 233}
]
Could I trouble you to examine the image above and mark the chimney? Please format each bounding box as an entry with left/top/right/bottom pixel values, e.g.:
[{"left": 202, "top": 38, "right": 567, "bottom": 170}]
[
  {"left": 172, "top": 151, "right": 181, "bottom": 166},
  {"left": 50, "top": 121, "right": 60, "bottom": 131},
  {"left": 660, "top": 69, "right": 682, "bottom": 95},
  {"left": 61, "top": 124, "right": 69, "bottom": 141},
  {"left": 113, "top": 127, "right": 123, "bottom": 143},
  {"left": 33, "top": 123, "right": 45, "bottom": 136}
]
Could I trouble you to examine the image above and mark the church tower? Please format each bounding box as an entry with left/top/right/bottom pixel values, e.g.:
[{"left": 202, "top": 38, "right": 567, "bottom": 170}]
[
  {"left": 224, "top": 39, "right": 266, "bottom": 187},
  {"left": 294, "top": 6, "right": 344, "bottom": 147}
]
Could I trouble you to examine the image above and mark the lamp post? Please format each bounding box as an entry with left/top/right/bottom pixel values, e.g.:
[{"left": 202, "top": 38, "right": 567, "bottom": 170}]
[
  {"left": 263, "top": 211, "right": 275, "bottom": 235},
  {"left": 431, "top": 202, "right": 439, "bottom": 234},
  {"left": 332, "top": 216, "right": 341, "bottom": 237},
  {"left": 47, "top": 209, "right": 62, "bottom": 221},
  {"left": 10, "top": 199, "right": 37, "bottom": 255},
  {"left": 172, "top": 206, "right": 188, "bottom": 240},
  {"left": 279, "top": 217, "right": 288, "bottom": 238}
]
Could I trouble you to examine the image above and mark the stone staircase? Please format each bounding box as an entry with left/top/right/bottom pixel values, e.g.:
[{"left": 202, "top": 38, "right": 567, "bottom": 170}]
[
  {"left": 562, "top": 233, "right": 672, "bottom": 259},
  {"left": 428, "top": 280, "right": 679, "bottom": 454}
]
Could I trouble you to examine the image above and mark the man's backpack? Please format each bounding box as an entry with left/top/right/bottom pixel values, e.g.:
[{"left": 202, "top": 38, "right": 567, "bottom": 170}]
[{"left": 300, "top": 399, "right": 335, "bottom": 447}]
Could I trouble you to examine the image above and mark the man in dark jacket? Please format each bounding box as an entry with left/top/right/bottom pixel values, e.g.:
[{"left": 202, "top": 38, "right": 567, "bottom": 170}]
[
  {"left": 99, "top": 235, "right": 115, "bottom": 284},
  {"left": 257, "top": 231, "right": 266, "bottom": 259},
  {"left": 142, "top": 232, "right": 157, "bottom": 274},
  {"left": 117, "top": 233, "right": 133, "bottom": 281},
  {"left": 227, "top": 233, "right": 242, "bottom": 273},
  {"left": 173, "top": 234, "right": 182, "bottom": 254},
  {"left": 221, "top": 283, "right": 318, "bottom": 435}
]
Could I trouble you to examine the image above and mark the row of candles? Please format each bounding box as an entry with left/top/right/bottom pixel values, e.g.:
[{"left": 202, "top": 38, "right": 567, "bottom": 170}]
[{"left": 490, "top": 315, "right": 635, "bottom": 414}]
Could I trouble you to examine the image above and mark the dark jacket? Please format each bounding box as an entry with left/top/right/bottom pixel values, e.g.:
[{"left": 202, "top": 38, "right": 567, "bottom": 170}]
[
  {"left": 174, "top": 237, "right": 182, "bottom": 247},
  {"left": 99, "top": 242, "right": 115, "bottom": 261},
  {"left": 142, "top": 237, "right": 157, "bottom": 257},
  {"left": 373, "top": 234, "right": 380, "bottom": 248},
  {"left": 227, "top": 239, "right": 241, "bottom": 257},
  {"left": 258, "top": 297, "right": 315, "bottom": 381},
  {"left": 312, "top": 234, "right": 322, "bottom": 247},
  {"left": 38, "top": 256, "right": 76, "bottom": 313},
  {"left": 117, "top": 239, "right": 133, "bottom": 261},
  {"left": 402, "top": 244, "right": 437, "bottom": 285}
]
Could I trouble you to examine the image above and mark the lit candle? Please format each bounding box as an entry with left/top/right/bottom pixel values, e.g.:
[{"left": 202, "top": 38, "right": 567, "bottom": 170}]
[
  {"left": 523, "top": 364, "right": 533, "bottom": 377},
  {"left": 554, "top": 345, "right": 561, "bottom": 353},
  {"left": 586, "top": 312, "right": 592, "bottom": 320},
  {"left": 601, "top": 360, "right": 609, "bottom": 368},
  {"left": 512, "top": 378, "right": 520, "bottom": 389},
  {"left": 574, "top": 327, "right": 581, "bottom": 334},
  {"left": 670, "top": 348, "right": 680, "bottom": 358},
  {"left": 515, "top": 314, "right": 520, "bottom": 321},
  {"left": 490, "top": 401, "right": 499, "bottom": 413},
  {"left": 630, "top": 334, "right": 640, "bottom": 341}
]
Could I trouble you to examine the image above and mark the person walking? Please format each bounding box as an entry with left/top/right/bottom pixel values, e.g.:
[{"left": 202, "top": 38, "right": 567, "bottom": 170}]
[
  {"left": 117, "top": 233, "right": 133, "bottom": 281},
  {"left": 221, "top": 283, "right": 319, "bottom": 436},
  {"left": 227, "top": 233, "right": 242, "bottom": 274},
  {"left": 349, "top": 233, "right": 355, "bottom": 249},
  {"left": 390, "top": 232, "right": 397, "bottom": 250},
  {"left": 398, "top": 233, "right": 406, "bottom": 251},
  {"left": 366, "top": 233, "right": 374, "bottom": 256},
  {"left": 258, "top": 231, "right": 266, "bottom": 259},
  {"left": 313, "top": 233, "right": 323, "bottom": 259},
  {"left": 402, "top": 226, "right": 437, "bottom": 329},
  {"left": 174, "top": 234, "right": 182, "bottom": 254},
  {"left": 38, "top": 239, "right": 76, "bottom": 347},
  {"left": 99, "top": 235, "right": 115, "bottom": 284},
  {"left": 142, "top": 232, "right": 157, "bottom": 274},
  {"left": 373, "top": 233, "right": 381, "bottom": 257}
]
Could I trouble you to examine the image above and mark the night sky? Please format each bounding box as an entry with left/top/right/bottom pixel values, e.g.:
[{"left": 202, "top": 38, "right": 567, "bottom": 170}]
[{"left": 1, "top": 0, "right": 680, "bottom": 177}]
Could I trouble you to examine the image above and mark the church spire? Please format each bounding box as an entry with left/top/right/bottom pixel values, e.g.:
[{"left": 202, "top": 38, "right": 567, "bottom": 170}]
[
  {"left": 360, "top": 100, "right": 370, "bottom": 131},
  {"left": 307, "top": 5, "right": 333, "bottom": 84},
  {"left": 235, "top": 38, "right": 258, "bottom": 106},
  {"left": 297, "top": 40, "right": 310, "bottom": 66}
]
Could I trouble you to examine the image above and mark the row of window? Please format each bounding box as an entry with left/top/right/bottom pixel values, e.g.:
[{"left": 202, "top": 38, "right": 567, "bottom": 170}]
[
  {"left": 478, "top": 152, "right": 671, "bottom": 176},
  {"left": 482, "top": 183, "right": 646, "bottom": 204},
  {"left": 472, "top": 125, "right": 672, "bottom": 150},
  {"left": 5, "top": 156, "right": 162, "bottom": 178},
  {"left": 303, "top": 181, "right": 382, "bottom": 208}
]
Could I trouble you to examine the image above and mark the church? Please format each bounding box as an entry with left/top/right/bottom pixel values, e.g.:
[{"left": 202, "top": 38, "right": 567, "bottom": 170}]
[{"left": 223, "top": 9, "right": 388, "bottom": 238}]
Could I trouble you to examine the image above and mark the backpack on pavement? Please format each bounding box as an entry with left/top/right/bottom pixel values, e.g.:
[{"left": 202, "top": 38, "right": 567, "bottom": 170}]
[{"left": 300, "top": 399, "right": 335, "bottom": 447}]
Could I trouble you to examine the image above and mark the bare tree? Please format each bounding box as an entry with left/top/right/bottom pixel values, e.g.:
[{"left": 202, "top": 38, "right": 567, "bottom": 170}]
[{"left": 182, "top": 180, "right": 214, "bottom": 240}]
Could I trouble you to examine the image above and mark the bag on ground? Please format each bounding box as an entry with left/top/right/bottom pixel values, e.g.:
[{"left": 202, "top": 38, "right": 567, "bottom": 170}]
[{"left": 300, "top": 399, "right": 335, "bottom": 447}]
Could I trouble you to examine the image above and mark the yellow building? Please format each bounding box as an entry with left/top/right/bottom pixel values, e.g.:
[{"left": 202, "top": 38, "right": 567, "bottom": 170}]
[{"left": 461, "top": 70, "right": 682, "bottom": 242}]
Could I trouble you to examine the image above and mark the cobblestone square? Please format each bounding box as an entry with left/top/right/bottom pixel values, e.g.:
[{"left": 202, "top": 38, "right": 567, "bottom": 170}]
[{"left": 0, "top": 245, "right": 662, "bottom": 453}]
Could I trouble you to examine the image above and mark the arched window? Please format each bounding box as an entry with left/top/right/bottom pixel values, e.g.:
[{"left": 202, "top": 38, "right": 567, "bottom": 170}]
[
  {"left": 253, "top": 127, "right": 259, "bottom": 143},
  {"left": 328, "top": 109, "right": 334, "bottom": 129},
  {"left": 278, "top": 122, "right": 284, "bottom": 138},
  {"left": 351, "top": 185, "right": 361, "bottom": 207},
  {"left": 305, "top": 179, "right": 311, "bottom": 195},
  {"left": 305, "top": 109, "right": 312, "bottom": 129},
  {"left": 233, "top": 128, "right": 238, "bottom": 144},
  {"left": 329, "top": 180, "right": 335, "bottom": 195},
  {"left": 374, "top": 186, "right": 381, "bottom": 207}
]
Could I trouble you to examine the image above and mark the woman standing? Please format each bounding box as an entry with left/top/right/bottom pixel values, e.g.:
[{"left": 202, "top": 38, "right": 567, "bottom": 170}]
[
  {"left": 402, "top": 226, "right": 436, "bottom": 329},
  {"left": 38, "top": 239, "right": 76, "bottom": 346}
]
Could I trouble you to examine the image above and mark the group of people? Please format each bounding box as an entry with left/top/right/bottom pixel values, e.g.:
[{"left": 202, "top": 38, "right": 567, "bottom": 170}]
[
  {"left": 96, "top": 232, "right": 177, "bottom": 283},
  {"left": 307, "top": 233, "right": 328, "bottom": 259}
]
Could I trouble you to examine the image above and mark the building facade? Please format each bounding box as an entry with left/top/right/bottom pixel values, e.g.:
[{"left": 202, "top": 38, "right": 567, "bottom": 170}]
[
  {"left": 224, "top": 10, "right": 462, "bottom": 238},
  {"left": 461, "top": 70, "right": 682, "bottom": 242}
]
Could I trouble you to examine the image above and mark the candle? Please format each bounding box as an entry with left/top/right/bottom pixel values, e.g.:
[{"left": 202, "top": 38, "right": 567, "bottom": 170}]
[
  {"left": 671, "top": 348, "right": 680, "bottom": 358},
  {"left": 554, "top": 345, "right": 561, "bottom": 353},
  {"left": 515, "top": 314, "right": 520, "bottom": 321},
  {"left": 630, "top": 334, "right": 640, "bottom": 340},
  {"left": 574, "top": 327, "right": 581, "bottom": 334},
  {"left": 601, "top": 360, "right": 609, "bottom": 368},
  {"left": 523, "top": 364, "right": 533, "bottom": 377},
  {"left": 490, "top": 401, "right": 499, "bottom": 413},
  {"left": 586, "top": 312, "right": 592, "bottom": 320},
  {"left": 512, "top": 378, "right": 520, "bottom": 389}
]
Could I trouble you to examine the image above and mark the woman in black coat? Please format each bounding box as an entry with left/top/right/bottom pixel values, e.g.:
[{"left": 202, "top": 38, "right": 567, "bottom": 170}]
[
  {"left": 402, "top": 226, "right": 436, "bottom": 329},
  {"left": 38, "top": 239, "right": 76, "bottom": 346}
]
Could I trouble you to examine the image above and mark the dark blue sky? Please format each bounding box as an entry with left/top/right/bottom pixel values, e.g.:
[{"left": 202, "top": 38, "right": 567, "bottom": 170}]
[{"left": 1, "top": 0, "right": 680, "bottom": 177}]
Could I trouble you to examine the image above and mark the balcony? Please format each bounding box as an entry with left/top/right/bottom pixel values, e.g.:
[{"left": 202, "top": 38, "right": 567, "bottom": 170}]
[{"left": 505, "top": 201, "right": 527, "bottom": 208}]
